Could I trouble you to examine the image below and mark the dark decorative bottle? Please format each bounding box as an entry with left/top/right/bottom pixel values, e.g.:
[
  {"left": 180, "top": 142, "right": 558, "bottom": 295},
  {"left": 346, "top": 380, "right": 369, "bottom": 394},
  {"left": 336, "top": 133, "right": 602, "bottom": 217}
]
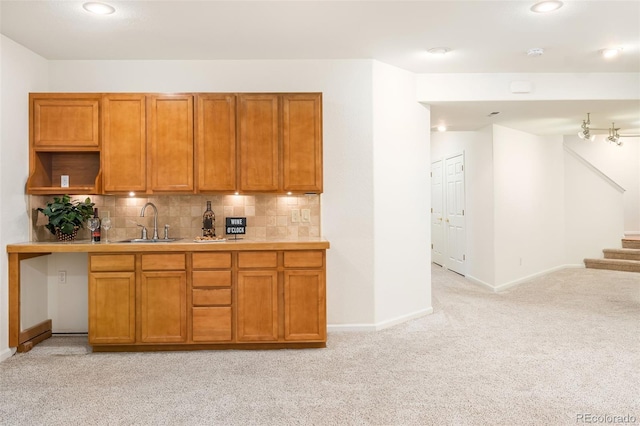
[
  {"left": 92, "top": 208, "right": 101, "bottom": 242},
  {"left": 202, "top": 201, "right": 215, "bottom": 237}
]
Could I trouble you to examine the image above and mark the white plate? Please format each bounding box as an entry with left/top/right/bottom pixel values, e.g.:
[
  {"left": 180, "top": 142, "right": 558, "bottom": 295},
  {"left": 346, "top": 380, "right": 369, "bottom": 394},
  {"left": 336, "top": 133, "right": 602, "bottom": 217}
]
[{"left": 193, "top": 238, "right": 226, "bottom": 243}]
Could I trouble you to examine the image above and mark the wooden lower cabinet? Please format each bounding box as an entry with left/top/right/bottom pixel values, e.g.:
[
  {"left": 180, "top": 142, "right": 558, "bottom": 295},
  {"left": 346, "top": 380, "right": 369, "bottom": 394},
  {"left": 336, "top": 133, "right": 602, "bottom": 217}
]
[
  {"left": 192, "top": 307, "right": 232, "bottom": 342},
  {"left": 140, "top": 271, "right": 187, "bottom": 343},
  {"left": 237, "top": 271, "right": 279, "bottom": 341},
  {"left": 284, "top": 270, "right": 326, "bottom": 341},
  {"left": 88, "top": 272, "right": 136, "bottom": 344},
  {"left": 191, "top": 252, "right": 232, "bottom": 342},
  {"left": 88, "top": 249, "right": 326, "bottom": 350},
  {"left": 88, "top": 255, "right": 136, "bottom": 345}
]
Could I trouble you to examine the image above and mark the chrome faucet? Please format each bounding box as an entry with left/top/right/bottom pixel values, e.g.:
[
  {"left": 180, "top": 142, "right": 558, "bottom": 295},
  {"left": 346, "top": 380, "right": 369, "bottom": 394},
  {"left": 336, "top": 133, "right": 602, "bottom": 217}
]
[{"left": 140, "top": 202, "right": 159, "bottom": 240}]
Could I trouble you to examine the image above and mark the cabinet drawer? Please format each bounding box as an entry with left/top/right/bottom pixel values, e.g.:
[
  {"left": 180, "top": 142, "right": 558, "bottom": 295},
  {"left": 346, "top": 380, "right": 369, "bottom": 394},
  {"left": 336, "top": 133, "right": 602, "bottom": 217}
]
[
  {"left": 141, "top": 253, "right": 185, "bottom": 271},
  {"left": 193, "top": 289, "right": 231, "bottom": 306},
  {"left": 192, "top": 307, "right": 232, "bottom": 342},
  {"left": 193, "top": 271, "right": 232, "bottom": 287},
  {"left": 192, "top": 252, "right": 231, "bottom": 269},
  {"left": 90, "top": 254, "right": 135, "bottom": 272},
  {"left": 238, "top": 251, "right": 278, "bottom": 269},
  {"left": 284, "top": 251, "right": 324, "bottom": 268}
]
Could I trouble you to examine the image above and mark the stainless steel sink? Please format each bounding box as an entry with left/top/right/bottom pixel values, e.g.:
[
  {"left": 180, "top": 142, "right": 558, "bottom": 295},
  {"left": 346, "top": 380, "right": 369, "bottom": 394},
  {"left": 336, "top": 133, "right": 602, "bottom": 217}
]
[{"left": 116, "top": 238, "right": 178, "bottom": 243}]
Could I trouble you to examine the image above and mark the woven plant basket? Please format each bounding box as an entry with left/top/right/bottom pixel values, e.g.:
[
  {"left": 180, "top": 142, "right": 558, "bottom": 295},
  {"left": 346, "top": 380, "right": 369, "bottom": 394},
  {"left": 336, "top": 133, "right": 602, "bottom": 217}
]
[{"left": 55, "top": 227, "right": 79, "bottom": 242}]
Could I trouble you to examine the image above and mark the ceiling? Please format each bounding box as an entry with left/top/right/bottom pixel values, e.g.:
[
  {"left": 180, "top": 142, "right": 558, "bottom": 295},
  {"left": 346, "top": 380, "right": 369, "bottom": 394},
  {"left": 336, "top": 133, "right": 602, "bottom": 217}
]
[
  {"left": 1, "top": 0, "right": 639, "bottom": 135},
  {"left": 429, "top": 100, "right": 640, "bottom": 135}
]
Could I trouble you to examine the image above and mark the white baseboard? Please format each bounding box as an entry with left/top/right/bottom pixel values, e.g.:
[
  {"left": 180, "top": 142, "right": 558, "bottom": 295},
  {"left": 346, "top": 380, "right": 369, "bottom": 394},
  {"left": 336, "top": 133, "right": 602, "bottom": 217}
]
[
  {"left": 374, "top": 307, "right": 433, "bottom": 331},
  {"left": 328, "top": 307, "right": 434, "bottom": 332},
  {"left": 468, "top": 264, "right": 585, "bottom": 293},
  {"left": 327, "top": 324, "right": 378, "bottom": 332},
  {"left": 0, "top": 347, "right": 15, "bottom": 363},
  {"left": 465, "top": 275, "right": 494, "bottom": 291}
]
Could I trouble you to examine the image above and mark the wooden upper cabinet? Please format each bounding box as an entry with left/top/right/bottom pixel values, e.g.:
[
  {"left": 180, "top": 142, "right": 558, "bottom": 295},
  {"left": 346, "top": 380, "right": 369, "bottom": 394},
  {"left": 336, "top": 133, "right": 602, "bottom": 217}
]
[
  {"left": 238, "top": 94, "right": 279, "bottom": 192},
  {"left": 195, "top": 94, "right": 237, "bottom": 192},
  {"left": 27, "top": 94, "right": 102, "bottom": 194},
  {"left": 147, "top": 94, "right": 194, "bottom": 193},
  {"left": 102, "top": 94, "right": 146, "bottom": 193},
  {"left": 282, "top": 93, "right": 323, "bottom": 193},
  {"left": 26, "top": 92, "right": 322, "bottom": 195},
  {"left": 32, "top": 94, "right": 100, "bottom": 148}
]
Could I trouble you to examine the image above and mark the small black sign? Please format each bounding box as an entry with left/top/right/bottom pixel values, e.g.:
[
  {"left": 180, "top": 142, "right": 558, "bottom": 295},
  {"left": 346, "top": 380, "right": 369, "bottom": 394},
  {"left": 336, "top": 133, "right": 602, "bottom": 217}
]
[{"left": 225, "top": 217, "right": 246, "bottom": 235}]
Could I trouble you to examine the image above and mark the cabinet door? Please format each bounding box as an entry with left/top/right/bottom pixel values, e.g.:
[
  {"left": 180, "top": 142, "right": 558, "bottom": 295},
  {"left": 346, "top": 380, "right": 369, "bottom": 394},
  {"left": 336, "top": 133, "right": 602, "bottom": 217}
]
[
  {"left": 237, "top": 271, "right": 278, "bottom": 341},
  {"left": 88, "top": 272, "right": 136, "bottom": 344},
  {"left": 147, "top": 95, "right": 194, "bottom": 192},
  {"left": 238, "top": 94, "right": 279, "bottom": 192},
  {"left": 283, "top": 270, "right": 326, "bottom": 341},
  {"left": 33, "top": 96, "right": 100, "bottom": 148},
  {"left": 192, "top": 307, "right": 232, "bottom": 342},
  {"left": 196, "top": 94, "right": 237, "bottom": 192},
  {"left": 282, "top": 93, "right": 323, "bottom": 193},
  {"left": 140, "top": 271, "right": 187, "bottom": 343},
  {"left": 103, "top": 94, "right": 146, "bottom": 192}
]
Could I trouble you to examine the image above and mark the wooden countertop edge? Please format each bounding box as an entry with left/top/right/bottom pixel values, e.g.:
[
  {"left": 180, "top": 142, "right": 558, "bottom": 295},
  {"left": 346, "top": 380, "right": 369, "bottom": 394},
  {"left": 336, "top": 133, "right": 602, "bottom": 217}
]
[{"left": 7, "top": 239, "right": 330, "bottom": 253}]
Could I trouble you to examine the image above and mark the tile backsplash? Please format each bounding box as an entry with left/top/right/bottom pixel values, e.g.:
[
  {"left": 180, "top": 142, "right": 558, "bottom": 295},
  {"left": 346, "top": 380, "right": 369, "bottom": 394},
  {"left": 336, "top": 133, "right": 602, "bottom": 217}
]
[{"left": 30, "top": 194, "right": 321, "bottom": 242}]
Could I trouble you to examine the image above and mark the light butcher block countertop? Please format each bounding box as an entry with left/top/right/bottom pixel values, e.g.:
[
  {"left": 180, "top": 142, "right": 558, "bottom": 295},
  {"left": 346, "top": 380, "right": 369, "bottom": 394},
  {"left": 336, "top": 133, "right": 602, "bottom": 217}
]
[{"left": 7, "top": 237, "right": 330, "bottom": 253}]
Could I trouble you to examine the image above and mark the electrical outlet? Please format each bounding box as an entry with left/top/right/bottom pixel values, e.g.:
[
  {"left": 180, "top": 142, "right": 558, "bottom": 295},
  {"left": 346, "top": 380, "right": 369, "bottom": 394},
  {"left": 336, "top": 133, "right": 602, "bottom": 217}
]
[
  {"left": 61, "top": 175, "right": 69, "bottom": 188},
  {"left": 291, "top": 209, "right": 300, "bottom": 223},
  {"left": 58, "top": 270, "right": 67, "bottom": 284},
  {"left": 301, "top": 209, "right": 311, "bottom": 223}
]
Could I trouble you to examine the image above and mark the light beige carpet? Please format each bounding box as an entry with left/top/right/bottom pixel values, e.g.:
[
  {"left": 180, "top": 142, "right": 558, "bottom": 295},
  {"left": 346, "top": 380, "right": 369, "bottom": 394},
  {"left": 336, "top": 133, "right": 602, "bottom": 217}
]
[{"left": 1, "top": 265, "right": 638, "bottom": 425}]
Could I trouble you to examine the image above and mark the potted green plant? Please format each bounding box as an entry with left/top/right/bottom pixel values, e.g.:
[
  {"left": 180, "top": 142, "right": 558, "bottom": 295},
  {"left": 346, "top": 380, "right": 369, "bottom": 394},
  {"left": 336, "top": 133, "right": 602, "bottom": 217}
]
[{"left": 37, "top": 195, "right": 95, "bottom": 242}]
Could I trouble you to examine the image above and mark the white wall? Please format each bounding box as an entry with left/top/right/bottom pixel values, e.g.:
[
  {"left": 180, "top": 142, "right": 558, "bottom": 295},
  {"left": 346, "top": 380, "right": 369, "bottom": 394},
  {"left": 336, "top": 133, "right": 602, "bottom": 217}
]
[
  {"left": 0, "top": 35, "right": 49, "bottom": 361},
  {"left": 372, "top": 61, "right": 431, "bottom": 328},
  {"left": 492, "top": 125, "right": 565, "bottom": 287},
  {"left": 431, "top": 123, "right": 629, "bottom": 289},
  {"left": 20, "top": 257, "right": 49, "bottom": 330},
  {"left": 47, "top": 59, "right": 380, "bottom": 327},
  {"left": 564, "top": 150, "right": 625, "bottom": 263},
  {"left": 564, "top": 135, "right": 639, "bottom": 234},
  {"left": 431, "top": 127, "right": 495, "bottom": 286},
  {"left": 47, "top": 253, "right": 89, "bottom": 332}
]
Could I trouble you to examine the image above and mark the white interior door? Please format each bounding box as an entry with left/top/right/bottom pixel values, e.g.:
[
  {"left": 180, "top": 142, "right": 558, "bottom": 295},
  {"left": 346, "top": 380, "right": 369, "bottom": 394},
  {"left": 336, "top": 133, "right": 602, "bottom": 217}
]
[
  {"left": 444, "top": 153, "right": 466, "bottom": 275},
  {"left": 431, "top": 160, "right": 444, "bottom": 266}
]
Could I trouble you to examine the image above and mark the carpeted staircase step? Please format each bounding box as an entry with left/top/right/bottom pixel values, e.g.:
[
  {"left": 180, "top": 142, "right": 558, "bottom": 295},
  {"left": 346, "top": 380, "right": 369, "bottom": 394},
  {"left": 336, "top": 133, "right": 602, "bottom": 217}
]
[
  {"left": 584, "top": 258, "right": 640, "bottom": 273},
  {"left": 603, "top": 248, "right": 640, "bottom": 261},
  {"left": 622, "top": 238, "right": 640, "bottom": 249}
]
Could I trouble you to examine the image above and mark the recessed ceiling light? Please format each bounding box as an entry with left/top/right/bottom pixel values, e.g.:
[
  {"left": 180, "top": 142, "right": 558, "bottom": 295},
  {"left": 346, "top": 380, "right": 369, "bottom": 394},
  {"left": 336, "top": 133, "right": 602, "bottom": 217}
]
[
  {"left": 601, "top": 47, "right": 623, "bottom": 59},
  {"left": 437, "top": 125, "right": 447, "bottom": 132},
  {"left": 527, "top": 48, "right": 544, "bottom": 57},
  {"left": 530, "top": 1, "right": 563, "bottom": 13},
  {"left": 427, "top": 47, "right": 451, "bottom": 57},
  {"left": 83, "top": 2, "right": 116, "bottom": 15}
]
